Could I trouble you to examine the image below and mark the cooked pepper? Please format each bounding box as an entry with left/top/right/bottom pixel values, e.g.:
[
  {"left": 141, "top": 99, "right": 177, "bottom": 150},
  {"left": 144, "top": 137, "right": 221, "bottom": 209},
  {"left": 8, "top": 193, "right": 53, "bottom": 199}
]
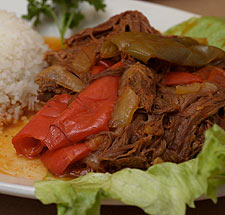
[
  {"left": 91, "top": 65, "right": 108, "bottom": 75},
  {"left": 91, "top": 60, "right": 118, "bottom": 75},
  {"left": 36, "top": 65, "right": 86, "bottom": 93},
  {"left": 110, "top": 86, "right": 140, "bottom": 128},
  {"left": 162, "top": 71, "right": 203, "bottom": 86},
  {"left": 176, "top": 82, "right": 218, "bottom": 95},
  {"left": 176, "top": 83, "right": 202, "bottom": 94},
  {"left": 41, "top": 136, "right": 104, "bottom": 175},
  {"left": 195, "top": 66, "right": 225, "bottom": 87},
  {"left": 91, "top": 61, "right": 109, "bottom": 75},
  {"left": 12, "top": 94, "right": 72, "bottom": 157},
  {"left": 194, "top": 66, "right": 212, "bottom": 81},
  {"left": 108, "top": 32, "right": 225, "bottom": 66},
  {"left": 100, "top": 40, "right": 120, "bottom": 58},
  {"left": 43, "top": 65, "right": 120, "bottom": 150},
  {"left": 41, "top": 143, "right": 90, "bottom": 175},
  {"left": 206, "top": 67, "right": 225, "bottom": 87},
  {"left": 13, "top": 60, "right": 120, "bottom": 158}
]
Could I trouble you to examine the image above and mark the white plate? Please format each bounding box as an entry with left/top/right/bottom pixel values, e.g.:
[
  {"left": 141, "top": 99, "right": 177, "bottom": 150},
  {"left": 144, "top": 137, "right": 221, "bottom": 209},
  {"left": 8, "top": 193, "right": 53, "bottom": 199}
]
[{"left": 0, "top": 0, "right": 216, "bottom": 201}]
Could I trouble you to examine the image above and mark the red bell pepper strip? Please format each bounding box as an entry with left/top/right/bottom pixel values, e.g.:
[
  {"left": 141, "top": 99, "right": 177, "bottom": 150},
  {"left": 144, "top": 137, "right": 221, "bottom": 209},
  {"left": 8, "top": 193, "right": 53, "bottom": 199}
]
[
  {"left": 91, "top": 60, "right": 110, "bottom": 75},
  {"left": 41, "top": 143, "right": 90, "bottom": 175},
  {"left": 162, "top": 71, "right": 203, "bottom": 86},
  {"left": 196, "top": 66, "right": 225, "bottom": 87},
  {"left": 194, "top": 66, "right": 225, "bottom": 87},
  {"left": 43, "top": 64, "right": 120, "bottom": 151},
  {"left": 194, "top": 67, "right": 212, "bottom": 81},
  {"left": 208, "top": 67, "right": 225, "bottom": 87},
  {"left": 91, "top": 64, "right": 108, "bottom": 75},
  {"left": 41, "top": 135, "right": 104, "bottom": 175},
  {"left": 91, "top": 60, "right": 123, "bottom": 75},
  {"left": 12, "top": 94, "right": 72, "bottom": 157}
]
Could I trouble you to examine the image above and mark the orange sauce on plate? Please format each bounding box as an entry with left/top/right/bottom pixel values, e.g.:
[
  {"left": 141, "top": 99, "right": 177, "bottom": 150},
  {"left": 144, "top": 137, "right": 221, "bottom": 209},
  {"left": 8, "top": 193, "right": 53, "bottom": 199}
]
[
  {"left": 0, "top": 114, "right": 47, "bottom": 180},
  {"left": 44, "top": 36, "right": 62, "bottom": 51}
]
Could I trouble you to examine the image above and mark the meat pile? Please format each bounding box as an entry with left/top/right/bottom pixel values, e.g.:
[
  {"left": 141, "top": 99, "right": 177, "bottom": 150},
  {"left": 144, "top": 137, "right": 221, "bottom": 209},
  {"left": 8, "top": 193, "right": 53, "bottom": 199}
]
[{"left": 33, "top": 11, "right": 225, "bottom": 176}]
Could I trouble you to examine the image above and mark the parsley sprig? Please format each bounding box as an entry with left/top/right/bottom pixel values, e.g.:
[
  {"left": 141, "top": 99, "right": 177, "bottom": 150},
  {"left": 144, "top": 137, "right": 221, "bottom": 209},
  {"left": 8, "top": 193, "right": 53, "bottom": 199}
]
[{"left": 22, "top": 0, "right": 106, "bottom": 46}]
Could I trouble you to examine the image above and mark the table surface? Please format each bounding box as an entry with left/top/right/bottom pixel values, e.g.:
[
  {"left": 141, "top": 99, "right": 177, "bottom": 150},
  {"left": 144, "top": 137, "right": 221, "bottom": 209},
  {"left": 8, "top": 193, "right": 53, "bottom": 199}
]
[
  {"left": 1, "top": 0, "right": 225, "bottom": 215},
  {"left": 146, "top": 0, "right": 225, "bottom": 17}
]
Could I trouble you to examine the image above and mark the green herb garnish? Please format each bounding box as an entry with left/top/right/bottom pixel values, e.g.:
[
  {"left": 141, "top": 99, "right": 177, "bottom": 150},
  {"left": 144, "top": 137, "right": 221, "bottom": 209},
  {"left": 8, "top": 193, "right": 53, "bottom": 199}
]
[{"left": 22, "top": 0, "right": 106, "bottom": 46}]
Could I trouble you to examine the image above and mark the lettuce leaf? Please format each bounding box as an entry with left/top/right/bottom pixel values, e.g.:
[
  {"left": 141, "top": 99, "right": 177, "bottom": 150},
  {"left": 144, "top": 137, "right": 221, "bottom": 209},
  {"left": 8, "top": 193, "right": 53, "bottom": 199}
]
[
  {"left": 35, "top": 125, "right": 225, "bottom": 215},
  {"left": 164, "top": 16, "right": 225, "bottom": 51}
]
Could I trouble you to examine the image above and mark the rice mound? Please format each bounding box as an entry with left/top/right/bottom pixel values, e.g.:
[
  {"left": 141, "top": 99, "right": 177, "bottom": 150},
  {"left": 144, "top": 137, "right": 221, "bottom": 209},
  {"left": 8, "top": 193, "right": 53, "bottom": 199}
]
[{"left": 0, "top": 9, "right": 48, "bottom": 132}]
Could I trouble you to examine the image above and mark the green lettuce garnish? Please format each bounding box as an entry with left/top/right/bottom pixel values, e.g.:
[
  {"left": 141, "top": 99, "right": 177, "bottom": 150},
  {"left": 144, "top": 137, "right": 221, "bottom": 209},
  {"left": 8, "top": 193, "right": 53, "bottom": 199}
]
[
  {"left": 35, "top": 125, "right": 225, "bottom": 215},
  {"left": 164, "top": 16, "right": 225, "bottom": 51}
]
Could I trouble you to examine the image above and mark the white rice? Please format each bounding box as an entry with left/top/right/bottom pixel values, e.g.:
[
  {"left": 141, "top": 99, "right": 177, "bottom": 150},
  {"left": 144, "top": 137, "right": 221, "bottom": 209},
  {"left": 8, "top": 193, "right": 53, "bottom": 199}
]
[{"left": 0, "top": 9, "right": 48, "bottom": 132}]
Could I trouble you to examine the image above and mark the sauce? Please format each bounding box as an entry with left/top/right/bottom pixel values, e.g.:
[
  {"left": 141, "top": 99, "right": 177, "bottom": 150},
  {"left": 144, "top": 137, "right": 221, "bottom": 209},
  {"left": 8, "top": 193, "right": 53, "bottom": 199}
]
[
  {"left": 44, "top": 36, "right": 62, "bottom": 51},
  {"left": 0, "top": 114, "right": 47, "bottom": 180}
]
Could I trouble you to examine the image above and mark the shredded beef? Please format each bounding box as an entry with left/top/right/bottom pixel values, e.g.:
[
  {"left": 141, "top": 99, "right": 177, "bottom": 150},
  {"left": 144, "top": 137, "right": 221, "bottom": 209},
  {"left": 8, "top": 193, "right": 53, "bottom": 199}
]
[
  {"left": 118, "top": 62, "right": 156, "bottom": 112},
  {"left": 66, "top": 77, "right": 225, "bottom": 176},
  {"left": 34, "top": 11, "right": 225, "bottom": 177},
  {"left": 66, "top": 10, "right": 160, "bottom": 48},
  {"left": 36, "top": 11, "right": 159, "bottom": 101}
]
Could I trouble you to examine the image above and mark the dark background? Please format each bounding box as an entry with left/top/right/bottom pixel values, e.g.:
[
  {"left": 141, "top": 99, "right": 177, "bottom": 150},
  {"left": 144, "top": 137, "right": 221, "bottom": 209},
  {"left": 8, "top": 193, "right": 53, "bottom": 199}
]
[{"left": 1, "top": 194, "right": 225, "bottom": 215}]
